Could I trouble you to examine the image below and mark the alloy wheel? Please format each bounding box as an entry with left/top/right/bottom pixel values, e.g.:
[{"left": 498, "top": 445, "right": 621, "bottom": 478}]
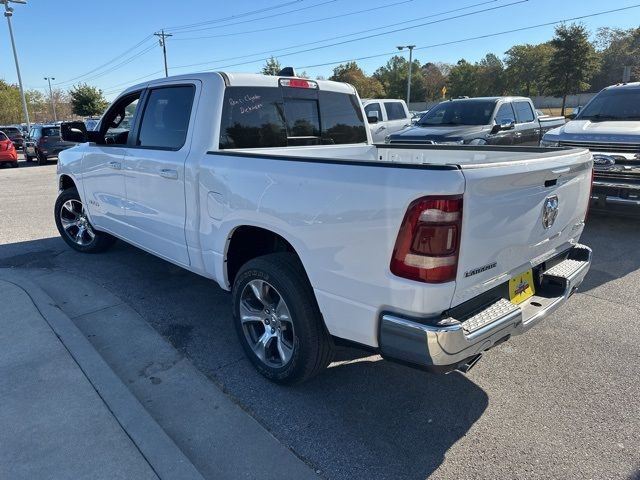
[{"left": 239, "top": 279, "right": 296, "bottom": 368}]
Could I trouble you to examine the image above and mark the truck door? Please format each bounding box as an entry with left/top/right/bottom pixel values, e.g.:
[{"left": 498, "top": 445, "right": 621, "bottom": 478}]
[
  {"left": 490, "top": 102, "right": 516, "bottom": 145},
  {"left": 383, "top": 101, "right": 411, "bottom": 137},
  {"left": 513, "top": 100, "right": 539, "bottom": 145},
  {"left": 81, "top": 91, "right": 142, "bottom": 233},
  {"left": 364, "top": 101, "right": 387, "bottom": 143},
  {"left": 122, "top": 83, "right": 198, "bottom": 266}
]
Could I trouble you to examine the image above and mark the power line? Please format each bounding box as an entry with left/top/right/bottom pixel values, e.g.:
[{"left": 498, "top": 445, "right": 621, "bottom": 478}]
[
  {"left": 164, "top": 0, "right": 304, "bottom": 32},
  {"left": 54, "top": 35, "right": 155, "bottom": 86},
  {"left": 65, "top": 44, "right": 158, "bottom": 86},
  {"left": 169, "top": 0, "right": 523, "bottom": 71},
  {"left": 295, "top": 3, "right": 640, "bottom": 69},
  {"left": 167, "top": 0, "right": 338, "bottom": 35},
  {"left": 172, "top": 0, "right": 418, "bottom": 41}
]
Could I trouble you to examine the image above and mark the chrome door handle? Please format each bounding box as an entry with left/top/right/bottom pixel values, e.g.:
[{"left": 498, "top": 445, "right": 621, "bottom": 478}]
[
  {"left": 159, "top": 168, "right": 178, "bottom": 180},
  {"left": 108, "top": 161, "right": 121, "bottom": 170}
]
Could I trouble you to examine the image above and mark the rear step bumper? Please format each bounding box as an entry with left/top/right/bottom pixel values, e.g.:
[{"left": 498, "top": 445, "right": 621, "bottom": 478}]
[{"left": 379, "top": 244, "right": 592, "bottom": 373}]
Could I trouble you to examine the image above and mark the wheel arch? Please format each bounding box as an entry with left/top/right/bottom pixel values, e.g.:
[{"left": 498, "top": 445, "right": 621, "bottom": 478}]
[
  {"left": 59, "top": 174, "right": 77, "bottom": 192},
  {"left": 224, "top": 225, "right": 307, "bottom": 288}
]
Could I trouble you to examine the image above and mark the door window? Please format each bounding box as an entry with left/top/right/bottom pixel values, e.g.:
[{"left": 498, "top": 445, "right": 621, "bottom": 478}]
[
  {"left": 384, "top": 102, "right": 407, "bottom": 120},
  {"left": 513, "top": 101, "right": 535, "bottom": 123},
  {"left": 137, "top": 86, "right": 195, "bottom": 150},
  {"left": 102, "top": 93, "right": 141, "bottom": 146},
  {"left": 364, "top": 102, "right": 383, "bottom": 121},
  {"left": 495, "top": 103, "right": 515, "bottom": 125}
]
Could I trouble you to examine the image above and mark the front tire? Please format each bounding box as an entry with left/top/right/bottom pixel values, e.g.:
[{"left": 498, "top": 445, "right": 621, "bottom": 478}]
[
  {"left": 54, "top": 188, "right": 116, "bottom": 253},
  {"left": 232, "top": 253, "right": 333, "bottom": 384},
  {"left": 25, "top": 154, "right": 33, "bottom": 162},
  {"left": 37, "top": 151, "right": 47, "bottom": 165}
]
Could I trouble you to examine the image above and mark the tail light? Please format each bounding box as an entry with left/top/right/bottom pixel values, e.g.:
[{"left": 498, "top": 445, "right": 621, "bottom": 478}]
[
  {"left": 279, "top": 78, "right": 318, "bottom": 89},
  {"left": 390, "top": 195, "right": 463, "bottom": 283}
]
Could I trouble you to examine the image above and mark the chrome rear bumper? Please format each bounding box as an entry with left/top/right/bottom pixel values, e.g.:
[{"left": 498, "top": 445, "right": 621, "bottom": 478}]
[{"left": 379, "top": 244, "right": 592, "bottom": 372}]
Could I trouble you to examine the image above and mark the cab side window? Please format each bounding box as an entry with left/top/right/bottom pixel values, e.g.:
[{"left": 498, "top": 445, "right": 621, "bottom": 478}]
[
  {"left": 102, "top": 92, "right": 141, "bottom": 146},
  {"left": 384, "top": 101, "right": 407, "bottom": 120},
  {"left": 364, "top": 103, "right": 383, "bottom": 121},
  {"left": 514, "top": 101, "right": 535, "bottom": 123},
  {"left": 137, "top": 86, "right": 195, "bottom": 150},
  {"left": 495, "top": 103, "right": 515, "bottom": 125}
]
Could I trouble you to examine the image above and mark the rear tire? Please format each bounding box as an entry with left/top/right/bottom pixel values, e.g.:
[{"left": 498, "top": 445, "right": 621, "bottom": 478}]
[
  {"left": 54, "top": 187, "right": 116, "bottom": 253},
  {"left": 232, "top": 253, "right": 333, "bottom": 384},
  {"left": 24, "top": 154, "right": 33, "bottom": 162},
  {"left": 37, "top": 151, "right": 47, "bottom": 165},
  {"left": 10, "top": 162, "right": 18, "bottom": 168}
]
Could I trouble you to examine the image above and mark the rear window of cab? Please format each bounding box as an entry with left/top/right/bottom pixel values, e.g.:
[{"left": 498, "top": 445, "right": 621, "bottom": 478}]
[{"left": 219, "top": 86, "right": 367, "bottom": 149}]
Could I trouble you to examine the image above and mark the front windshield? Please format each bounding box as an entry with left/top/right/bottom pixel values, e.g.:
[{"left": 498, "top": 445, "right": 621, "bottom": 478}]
[
  {"left": 418, "top": 100, "right": 496, "bottom": 126},
  {"left": 578, "top": 88, "right": 640, "bottom": 121}
]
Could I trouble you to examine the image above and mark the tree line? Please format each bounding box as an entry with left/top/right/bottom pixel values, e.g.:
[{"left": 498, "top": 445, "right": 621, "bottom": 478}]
[
  {"left": 265, "top": 23, "right": 640, "bottom": 115},
  {"left": 0, "top": 82, "right": 108, "bottom": 125}
]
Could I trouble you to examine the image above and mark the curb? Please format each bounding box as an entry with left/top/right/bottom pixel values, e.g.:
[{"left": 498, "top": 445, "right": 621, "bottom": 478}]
[{"left": 0, "top": 269, "right": 205, "bottom": 480}]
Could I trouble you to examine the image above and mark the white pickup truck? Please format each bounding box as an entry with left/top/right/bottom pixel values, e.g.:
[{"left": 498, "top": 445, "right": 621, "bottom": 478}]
[
  {"left": 57, "top": 72, "right": 593, "bottom": 384},
  {"left": 361, "top": 98, "right": 412, "bottom": 143}
]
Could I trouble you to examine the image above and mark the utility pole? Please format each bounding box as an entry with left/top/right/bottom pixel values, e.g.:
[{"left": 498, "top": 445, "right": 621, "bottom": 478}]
[
  {"left": 154, "top": 29, "right": 172, "bottom": 77},
  {"left": 397, "top": 45, "right": 416, "bottom": 105},
  {"left": 2, "top": 0, "right": 30, "bottom": 131},
  {"left": 44, "top": 76, "right": 57, "bottom": 122}
]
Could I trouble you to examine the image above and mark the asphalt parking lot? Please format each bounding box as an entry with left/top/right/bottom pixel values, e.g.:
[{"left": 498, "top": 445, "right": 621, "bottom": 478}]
[{"left": 1, "top": 155, "right": 639, "bottom": 480}]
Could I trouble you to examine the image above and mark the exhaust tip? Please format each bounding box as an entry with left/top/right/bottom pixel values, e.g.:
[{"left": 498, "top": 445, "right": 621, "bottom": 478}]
[{"left": 457, "top": 353, "right": 482, "bottom": 374}]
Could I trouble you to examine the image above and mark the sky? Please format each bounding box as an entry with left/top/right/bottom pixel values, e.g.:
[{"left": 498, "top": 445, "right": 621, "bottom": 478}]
[{"left": 1, "top": 0, "right": 639, "bottom": 100}]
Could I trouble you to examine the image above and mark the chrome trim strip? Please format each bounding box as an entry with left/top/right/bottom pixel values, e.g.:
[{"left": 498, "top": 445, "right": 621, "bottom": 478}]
[{"left": 593, "top": 181, "right": 640, "bottom": 191}]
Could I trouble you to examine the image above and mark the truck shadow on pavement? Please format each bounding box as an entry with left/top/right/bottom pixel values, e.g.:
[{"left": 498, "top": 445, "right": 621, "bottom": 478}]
[{"left": 0, "top": 237, "right": 489, "bottom": 480}]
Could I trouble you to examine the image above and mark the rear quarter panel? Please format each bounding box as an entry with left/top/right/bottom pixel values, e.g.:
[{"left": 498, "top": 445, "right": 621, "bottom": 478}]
[{"left": 197, "top": 153, "right": 465, "bottom": 346}]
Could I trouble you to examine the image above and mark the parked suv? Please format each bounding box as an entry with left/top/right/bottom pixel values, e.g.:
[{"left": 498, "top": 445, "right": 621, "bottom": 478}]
[
  {"left": 0, "top": 125, "right": 24, "bottom": 150},
  {"left": 24, "top": 125, "right": 75, "bottom": 165}
]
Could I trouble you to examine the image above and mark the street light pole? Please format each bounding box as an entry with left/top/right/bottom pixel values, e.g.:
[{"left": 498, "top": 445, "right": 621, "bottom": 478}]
[
  {"left": 44, "top": 76, "right": 57, "bottom": 122},
  {"left": 2, "top": 0, "right": 30, "bottom": 131},
  {"left": 397, "top": 45, "right": 416, "bottom": 105}
]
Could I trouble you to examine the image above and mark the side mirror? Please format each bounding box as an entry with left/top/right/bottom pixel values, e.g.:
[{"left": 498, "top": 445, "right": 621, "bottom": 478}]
[
  {"left": 566, "top": 113, "right": 576, "bottom": 120},
  {"left": 500, "top": 119, "right": 515, "bottom": 130},
  {"left": 367, "top": 114, "right": 379, "bottom": 124},
  {"left": 61, "top": 121, "right": 88, "bottom": 143}
]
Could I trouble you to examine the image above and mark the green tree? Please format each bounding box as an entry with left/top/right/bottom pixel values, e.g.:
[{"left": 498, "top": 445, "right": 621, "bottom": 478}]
[
  {"left": 330, "top": 62, "right": 385, "bottom": 98},
  {"left": 0, "top": 80, "right": 24, "bottom": 124},
  {"left": 421, "top": 62, "right": 449, "bottom": 101},
  {"left": 373, "top": 55, "right": 427, "bottom": 102},
  {"left": 261, "top": 56, "right": 282, "bottom": 75},
  {"left": 505, "top": 43, "right": 554, "bottom": 97},
  {"left": 69, "top": 83, "right": 108, "bottom": 117},
  {"left": 547, "top": 23, "right": 599, "bottom": 115},
  {"left": 475, "top": 53, "right": 506, "bottom": 96},
  {"left": 446, "top": 59, "right": 479, "bottom": 98},
  {"left": 591, "top": 27, "right": 640, "bottom": 90}
]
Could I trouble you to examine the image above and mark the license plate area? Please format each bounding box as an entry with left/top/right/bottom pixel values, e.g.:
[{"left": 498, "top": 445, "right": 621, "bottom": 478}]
[{"left": 509, "top": 269, "right": 535, "bottom": 305}]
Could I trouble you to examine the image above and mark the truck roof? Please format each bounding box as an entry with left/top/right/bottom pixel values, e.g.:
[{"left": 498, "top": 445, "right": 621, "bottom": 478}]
[
  {"left": 445, "top": 96, "right": 532, "bottom": 103},
  {"left": 603, "top": 81, "right": 640, "bottom": 90},
  {"left": 120, "top": 71, "right": 357, "bottom": 98}
]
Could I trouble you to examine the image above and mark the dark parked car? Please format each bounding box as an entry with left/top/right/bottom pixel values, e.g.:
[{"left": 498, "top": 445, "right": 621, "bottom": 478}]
[
  {"left": 387, "top": 97, "right": 565, "bottom": 146},
  {"left": 0, "top": 125, "right": 24, "bottom": 150},
  {"left": 24, "top": 125, "right": 75, "bottom": 165}
]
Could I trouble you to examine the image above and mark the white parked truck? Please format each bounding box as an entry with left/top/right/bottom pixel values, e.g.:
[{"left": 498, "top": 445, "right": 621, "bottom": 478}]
[
  {"left": 56, "top": 72, "right": 593, "bottom": 384},
  {"left": 361, "top": 98, "right": 412, "bottom": 143}
]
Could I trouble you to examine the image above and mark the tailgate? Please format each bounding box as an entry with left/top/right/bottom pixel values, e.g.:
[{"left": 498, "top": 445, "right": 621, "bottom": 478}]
[{"left": 453, "top": 148, "right": 593, "bottom": 306}]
